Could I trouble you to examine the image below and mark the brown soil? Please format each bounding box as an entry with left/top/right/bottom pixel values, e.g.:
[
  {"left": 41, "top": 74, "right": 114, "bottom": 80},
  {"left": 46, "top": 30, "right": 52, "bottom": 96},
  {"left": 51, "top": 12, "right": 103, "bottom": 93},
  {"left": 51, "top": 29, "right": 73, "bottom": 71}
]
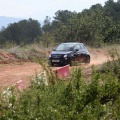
[
  {"left": 0, "top": 49, "right": 110, "bottom": 90},
  {"left": 89, "top": 49, "right": 110, "bottom": 66},
  {"left": 0, "top": 52, "right": 20, "bottom": 64},
  {"left": 0, "top": 62, "right": 43, "bottom": 90}
]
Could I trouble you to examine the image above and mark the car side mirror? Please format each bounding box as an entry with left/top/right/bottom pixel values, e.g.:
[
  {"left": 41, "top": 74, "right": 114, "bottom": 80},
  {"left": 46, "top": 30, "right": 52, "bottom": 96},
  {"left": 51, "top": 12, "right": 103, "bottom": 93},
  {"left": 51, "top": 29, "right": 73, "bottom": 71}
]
[{"left": 75, "top": 49, "right": 79, "bottom": 52}]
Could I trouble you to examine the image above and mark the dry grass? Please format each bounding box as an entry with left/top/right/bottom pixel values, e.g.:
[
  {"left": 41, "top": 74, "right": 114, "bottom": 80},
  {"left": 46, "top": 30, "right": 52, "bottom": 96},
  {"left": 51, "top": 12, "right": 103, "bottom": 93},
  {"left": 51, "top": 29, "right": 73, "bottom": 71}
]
[
  {"left": 4, "top": 44, "right": 53, "bottom": 62},
  {"left": 0, "top": 43, "right": 120, "bottom": 64}
]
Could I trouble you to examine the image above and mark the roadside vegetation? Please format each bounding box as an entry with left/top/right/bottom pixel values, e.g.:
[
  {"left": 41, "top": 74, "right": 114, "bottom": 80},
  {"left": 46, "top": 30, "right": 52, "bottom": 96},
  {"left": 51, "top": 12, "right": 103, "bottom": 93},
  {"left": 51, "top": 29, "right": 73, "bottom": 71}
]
[
  {"left": 0, "top": 52, "right": 120, "bottom": 119},
  {"left": 0, "top": 0, "right": 120, "bottom": 119},
  {"left": 0, "top": 43, "right": 53, "bottom": 63}
]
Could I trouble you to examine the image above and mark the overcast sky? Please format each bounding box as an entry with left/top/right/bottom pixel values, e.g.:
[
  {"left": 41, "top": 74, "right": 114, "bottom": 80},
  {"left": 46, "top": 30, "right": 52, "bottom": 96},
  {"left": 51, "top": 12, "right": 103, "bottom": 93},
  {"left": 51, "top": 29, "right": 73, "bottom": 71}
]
[{"left": 0, "top": 0, "right": 117, "bottom": 21}]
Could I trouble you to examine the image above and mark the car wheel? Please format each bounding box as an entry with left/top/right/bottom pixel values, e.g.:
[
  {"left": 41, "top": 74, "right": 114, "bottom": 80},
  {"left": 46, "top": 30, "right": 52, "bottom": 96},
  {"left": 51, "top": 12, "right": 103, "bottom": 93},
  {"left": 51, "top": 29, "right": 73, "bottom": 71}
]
[{"left": 85, "top": 56, "right": 90, "bottom": 63}]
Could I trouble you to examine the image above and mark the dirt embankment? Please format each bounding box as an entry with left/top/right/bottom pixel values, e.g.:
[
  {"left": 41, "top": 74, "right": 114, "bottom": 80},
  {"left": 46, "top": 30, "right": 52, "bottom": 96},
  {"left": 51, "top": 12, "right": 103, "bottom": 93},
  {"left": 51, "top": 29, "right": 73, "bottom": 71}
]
[
  {"left": 0, "top": 52, "right": 20, "bottom": 64},
  {"left": 0, "top": 49, "right": 110, "bottom": 90}
]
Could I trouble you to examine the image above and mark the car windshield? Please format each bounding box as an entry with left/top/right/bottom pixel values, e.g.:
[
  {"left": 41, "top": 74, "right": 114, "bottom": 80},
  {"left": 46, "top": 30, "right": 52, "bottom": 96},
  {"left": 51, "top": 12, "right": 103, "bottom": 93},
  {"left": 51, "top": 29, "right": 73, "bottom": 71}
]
[{"left": 55, "top": 44, "right": 74, "bottom": 51}]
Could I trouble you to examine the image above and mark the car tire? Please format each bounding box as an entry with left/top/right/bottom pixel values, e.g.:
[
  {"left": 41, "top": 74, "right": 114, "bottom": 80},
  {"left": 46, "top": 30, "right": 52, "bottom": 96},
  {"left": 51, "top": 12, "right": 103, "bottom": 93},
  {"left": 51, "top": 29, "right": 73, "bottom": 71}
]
[{"left": 85, "top": 55, "right": 90, "bottom": 63}]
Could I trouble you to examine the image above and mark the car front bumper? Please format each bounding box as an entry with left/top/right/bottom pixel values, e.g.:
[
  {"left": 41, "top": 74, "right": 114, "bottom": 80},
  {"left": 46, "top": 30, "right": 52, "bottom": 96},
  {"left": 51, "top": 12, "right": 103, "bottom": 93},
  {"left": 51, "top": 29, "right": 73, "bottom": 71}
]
[{"left": 49, "top": 57, "right": 70, "bottom": 65}]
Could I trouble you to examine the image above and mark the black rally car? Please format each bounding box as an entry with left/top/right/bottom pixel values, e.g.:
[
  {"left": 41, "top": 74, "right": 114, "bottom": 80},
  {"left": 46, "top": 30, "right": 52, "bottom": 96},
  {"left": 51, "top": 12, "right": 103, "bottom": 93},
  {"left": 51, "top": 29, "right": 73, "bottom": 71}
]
[{"left": 49, "top": 42, "right": 90, "bottom": 66}]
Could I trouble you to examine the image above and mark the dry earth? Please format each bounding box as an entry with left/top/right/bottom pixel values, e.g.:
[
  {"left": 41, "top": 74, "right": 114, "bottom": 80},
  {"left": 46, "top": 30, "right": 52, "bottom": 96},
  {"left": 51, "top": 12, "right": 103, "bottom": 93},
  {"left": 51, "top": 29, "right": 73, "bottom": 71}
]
[{"left": 0, "top": 49, "right": 110, "bottom": 90}]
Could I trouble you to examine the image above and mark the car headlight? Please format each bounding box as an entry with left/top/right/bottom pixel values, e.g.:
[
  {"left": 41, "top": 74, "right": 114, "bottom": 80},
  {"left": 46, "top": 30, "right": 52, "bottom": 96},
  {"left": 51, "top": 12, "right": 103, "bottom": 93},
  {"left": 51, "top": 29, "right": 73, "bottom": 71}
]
[
  {"left": 64, "top": 54, "right": 67, "bottom": 58},
  {"left": 49, "top": 54, "right": 51, "bottom": 57}
]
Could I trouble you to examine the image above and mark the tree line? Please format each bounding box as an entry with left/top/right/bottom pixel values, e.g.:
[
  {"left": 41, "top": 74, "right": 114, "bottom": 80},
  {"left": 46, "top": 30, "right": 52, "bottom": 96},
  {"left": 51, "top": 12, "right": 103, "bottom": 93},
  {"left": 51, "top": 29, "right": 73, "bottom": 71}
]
[{"left": 0, "top": 0, "right": 120, "bottom": 47}]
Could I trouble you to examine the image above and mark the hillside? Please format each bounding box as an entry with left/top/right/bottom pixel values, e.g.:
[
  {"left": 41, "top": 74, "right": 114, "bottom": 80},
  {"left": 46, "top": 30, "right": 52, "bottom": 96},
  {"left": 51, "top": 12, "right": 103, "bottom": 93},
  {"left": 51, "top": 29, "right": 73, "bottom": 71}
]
[{"left": 0, "top": 16, "right": 22, "bottom": 29}]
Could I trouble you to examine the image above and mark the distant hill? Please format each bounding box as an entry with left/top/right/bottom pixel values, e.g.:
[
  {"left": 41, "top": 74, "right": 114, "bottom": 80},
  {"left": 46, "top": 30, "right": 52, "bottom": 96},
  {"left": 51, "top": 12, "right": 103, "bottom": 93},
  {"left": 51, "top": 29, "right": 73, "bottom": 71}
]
[
  {"left": 0, "top": 16, "right": 43, "bottom": 30},
  {"left": 0, "top": 16, "right": 22, "bottom": 29}
]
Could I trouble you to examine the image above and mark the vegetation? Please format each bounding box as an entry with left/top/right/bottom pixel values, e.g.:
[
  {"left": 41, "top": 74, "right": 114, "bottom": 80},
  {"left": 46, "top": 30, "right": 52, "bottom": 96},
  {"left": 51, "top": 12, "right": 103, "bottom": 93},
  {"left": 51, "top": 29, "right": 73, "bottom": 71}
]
[
  {"left": 0, "top": 0, "right": 120, "bottom": 47},
  {"left": 8, "top": 44, "right": 49, "bottom": 61},
  {"left": 0, "top": 56, "right": 120, "bottom": 119},
  {"left": 0, "top": 0, "right": 120, "bottom": 119}
]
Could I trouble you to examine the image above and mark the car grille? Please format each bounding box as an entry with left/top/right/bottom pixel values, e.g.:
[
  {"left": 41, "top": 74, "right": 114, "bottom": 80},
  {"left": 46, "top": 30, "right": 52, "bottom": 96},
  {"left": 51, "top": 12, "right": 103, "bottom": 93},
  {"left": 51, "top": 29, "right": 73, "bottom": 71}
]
[{"left": 52, "top": 54, "right": 62, "bottom": 58}]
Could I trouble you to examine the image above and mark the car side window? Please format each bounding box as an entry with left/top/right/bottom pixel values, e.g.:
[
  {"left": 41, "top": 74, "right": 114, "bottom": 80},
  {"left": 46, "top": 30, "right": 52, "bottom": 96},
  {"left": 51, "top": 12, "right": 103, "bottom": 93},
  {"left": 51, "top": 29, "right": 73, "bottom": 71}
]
[
  {"left": 74, "top": 45, "right": 80, "bottom": 51},
  {"left": 79, "top": 45, "right": 83, "bottom": 50},
  {"left": 80, "top": 45, "right": 85, "bottom": 50}
]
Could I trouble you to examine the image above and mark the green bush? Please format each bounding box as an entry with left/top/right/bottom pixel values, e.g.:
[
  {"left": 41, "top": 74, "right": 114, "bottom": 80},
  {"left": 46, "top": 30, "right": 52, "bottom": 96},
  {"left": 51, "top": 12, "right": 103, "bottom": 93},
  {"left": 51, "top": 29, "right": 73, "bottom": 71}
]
[{"left": 0, "top": 62, "right": 120, "bottom": 119}]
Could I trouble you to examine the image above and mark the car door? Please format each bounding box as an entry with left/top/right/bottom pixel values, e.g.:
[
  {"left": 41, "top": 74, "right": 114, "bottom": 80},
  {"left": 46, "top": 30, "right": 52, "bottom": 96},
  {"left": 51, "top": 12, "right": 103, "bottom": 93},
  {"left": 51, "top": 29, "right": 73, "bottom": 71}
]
[
  {"left": 80, "top": 44, "right": 89, "bottom": 55},
  {"left": 73, "top": 44, "right": 82, "bottom": 61}
]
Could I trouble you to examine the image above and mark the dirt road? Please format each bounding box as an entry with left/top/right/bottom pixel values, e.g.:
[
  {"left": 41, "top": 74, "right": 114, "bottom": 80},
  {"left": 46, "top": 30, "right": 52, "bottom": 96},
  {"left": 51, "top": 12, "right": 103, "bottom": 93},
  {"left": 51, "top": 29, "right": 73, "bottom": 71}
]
[
  {"left": 0, "top": 62, "right": 43, "bottom": 90},
  {"left": 0, "top": 49, "right": 110, "bottom": 90}
]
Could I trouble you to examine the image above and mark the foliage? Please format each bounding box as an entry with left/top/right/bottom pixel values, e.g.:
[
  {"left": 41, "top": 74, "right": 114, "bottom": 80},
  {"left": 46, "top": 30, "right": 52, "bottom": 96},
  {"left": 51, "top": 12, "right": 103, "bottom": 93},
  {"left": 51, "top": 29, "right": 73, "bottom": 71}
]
[
  {"left": 0, "top": 18, "right": 42, "bottom": 45},
  {"left": 6, "top": 43, "right": 50, "bottom": 62},
  {"left": 0, "top": 0, "right": 120, "bottom": 47},
  {"left": 99, "top": 47, "right": 120, "bottom": 80},
  {"left": 0, "top": 60, "right": 120, "bottom": 119}
]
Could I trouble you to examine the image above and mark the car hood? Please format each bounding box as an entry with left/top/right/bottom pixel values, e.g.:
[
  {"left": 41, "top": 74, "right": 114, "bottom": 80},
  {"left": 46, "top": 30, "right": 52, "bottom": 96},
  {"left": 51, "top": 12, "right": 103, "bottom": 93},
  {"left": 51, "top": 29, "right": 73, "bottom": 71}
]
[{"left": 51, "top": 51, "right": 72, "bottom": 55}]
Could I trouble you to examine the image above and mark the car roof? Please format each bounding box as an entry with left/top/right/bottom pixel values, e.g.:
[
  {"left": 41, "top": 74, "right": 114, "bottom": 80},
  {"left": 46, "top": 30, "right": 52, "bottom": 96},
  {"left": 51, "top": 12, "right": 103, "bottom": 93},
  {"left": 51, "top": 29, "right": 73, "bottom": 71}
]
[{"left": 61, "top": 42, "right": 84, "bottom": 45}]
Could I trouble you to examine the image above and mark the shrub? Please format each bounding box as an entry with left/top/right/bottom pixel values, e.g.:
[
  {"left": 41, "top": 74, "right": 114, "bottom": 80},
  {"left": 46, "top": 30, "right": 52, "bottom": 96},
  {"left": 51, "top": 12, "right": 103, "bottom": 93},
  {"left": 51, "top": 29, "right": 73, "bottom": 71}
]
[{"left": 0, "top": 62, "right": 120, "bottom": 119}]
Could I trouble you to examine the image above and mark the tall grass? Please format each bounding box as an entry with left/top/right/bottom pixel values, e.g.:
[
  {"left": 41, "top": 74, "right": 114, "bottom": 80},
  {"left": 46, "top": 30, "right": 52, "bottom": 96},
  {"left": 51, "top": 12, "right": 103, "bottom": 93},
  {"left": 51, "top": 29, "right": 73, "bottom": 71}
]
[{"left": 4, "top": 43, "right": 53, "bottom": 63}]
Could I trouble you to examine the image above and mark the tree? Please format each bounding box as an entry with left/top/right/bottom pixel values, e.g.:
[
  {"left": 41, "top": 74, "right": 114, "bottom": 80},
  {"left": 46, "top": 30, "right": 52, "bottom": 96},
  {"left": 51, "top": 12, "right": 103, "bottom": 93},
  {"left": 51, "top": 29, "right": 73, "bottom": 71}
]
[
  {"left": 42, "top": 16, "right": 51, "bottom": 33},
  {"left": 40, "top": 32, "right": 55, "bottom": 47},
  {"left": 104, "top": 0, "right": 120, "bottom": 22},
  {"left": 74, "top": 4, "right": 106, "bottom": 46},
  {"left": 0, "top": 18, "right": 42, "bottom": 45},
  {"left": 41, "top": 16, "right": 55, "bottom": 47}
]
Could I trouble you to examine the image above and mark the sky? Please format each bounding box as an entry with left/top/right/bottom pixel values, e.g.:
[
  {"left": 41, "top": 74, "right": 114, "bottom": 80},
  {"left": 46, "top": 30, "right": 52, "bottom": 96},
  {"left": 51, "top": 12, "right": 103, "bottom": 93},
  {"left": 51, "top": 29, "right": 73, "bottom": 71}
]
[{"left": 0, "top": 0, "right": 118, "bottom": 21}]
